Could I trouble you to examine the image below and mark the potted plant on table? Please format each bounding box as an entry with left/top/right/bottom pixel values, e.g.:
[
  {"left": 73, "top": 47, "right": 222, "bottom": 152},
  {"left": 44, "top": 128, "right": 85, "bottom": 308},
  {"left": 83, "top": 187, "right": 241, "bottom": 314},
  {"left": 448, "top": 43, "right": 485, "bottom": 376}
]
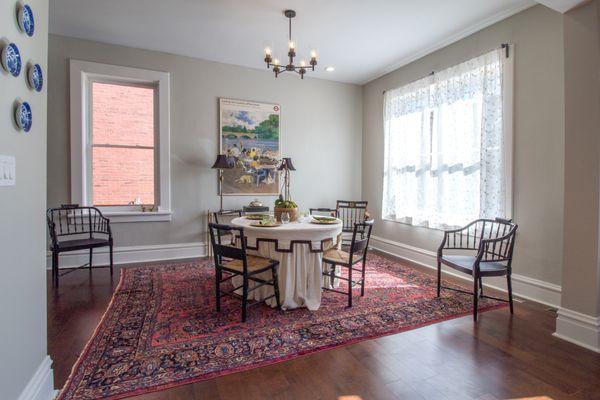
[{"left": 274, "top": 195, "right": 299, "bottom": 222}]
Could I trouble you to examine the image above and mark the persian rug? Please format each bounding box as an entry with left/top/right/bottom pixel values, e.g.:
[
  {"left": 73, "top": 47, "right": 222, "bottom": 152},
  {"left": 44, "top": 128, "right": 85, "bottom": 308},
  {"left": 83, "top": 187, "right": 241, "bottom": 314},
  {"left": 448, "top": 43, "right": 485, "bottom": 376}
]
[{"left": 58, "top": 253, "right": 505, "bottom": 399}]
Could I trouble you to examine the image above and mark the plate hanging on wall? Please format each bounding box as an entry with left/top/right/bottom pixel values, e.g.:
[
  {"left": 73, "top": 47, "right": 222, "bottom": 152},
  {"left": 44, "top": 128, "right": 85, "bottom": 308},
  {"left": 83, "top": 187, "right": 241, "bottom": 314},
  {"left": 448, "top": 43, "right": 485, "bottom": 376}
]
[
  {"left": 14, "top": 100, "right": 32, "bottom": 133},
  {"left": 18, "top": 4, "right": 35, "bottom": 37},
  {"left": 1, "top": 42, "right": 22, "bottom": 77},
  {"left": 27, "top": 63, "right": 43, "bottom": 92}
]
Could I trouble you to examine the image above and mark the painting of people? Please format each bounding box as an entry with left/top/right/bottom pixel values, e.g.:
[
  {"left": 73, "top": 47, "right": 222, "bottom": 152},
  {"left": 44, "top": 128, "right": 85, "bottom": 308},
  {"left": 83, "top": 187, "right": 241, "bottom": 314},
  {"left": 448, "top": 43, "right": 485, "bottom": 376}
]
[{"left": 219, "top": 98, "right": 280, "bottom": 195}]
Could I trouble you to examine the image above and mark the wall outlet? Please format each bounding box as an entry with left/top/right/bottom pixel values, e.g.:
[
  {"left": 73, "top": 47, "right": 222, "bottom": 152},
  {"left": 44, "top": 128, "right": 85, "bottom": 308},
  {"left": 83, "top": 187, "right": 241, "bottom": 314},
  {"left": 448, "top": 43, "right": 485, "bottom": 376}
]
[{"left": 0, "top": 155, "right": 16, "bottom": 186}]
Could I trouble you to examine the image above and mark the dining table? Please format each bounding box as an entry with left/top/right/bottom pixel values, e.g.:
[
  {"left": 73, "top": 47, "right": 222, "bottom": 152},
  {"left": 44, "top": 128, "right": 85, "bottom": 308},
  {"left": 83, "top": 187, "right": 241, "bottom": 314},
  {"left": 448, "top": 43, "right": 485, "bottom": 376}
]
[{"left": 230, "top": 216, "right": 343, "bottom": 310}]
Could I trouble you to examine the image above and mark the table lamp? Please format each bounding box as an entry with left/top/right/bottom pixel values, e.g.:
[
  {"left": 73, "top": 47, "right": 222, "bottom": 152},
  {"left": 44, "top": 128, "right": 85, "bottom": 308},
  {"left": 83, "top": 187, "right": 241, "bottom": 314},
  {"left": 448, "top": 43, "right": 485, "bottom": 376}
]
[
  {"left": 278, "top": 157, "right": 296, "bottom": 201},
  {"left": 212, "top": 154, "right": 233, "bottom": 211}
]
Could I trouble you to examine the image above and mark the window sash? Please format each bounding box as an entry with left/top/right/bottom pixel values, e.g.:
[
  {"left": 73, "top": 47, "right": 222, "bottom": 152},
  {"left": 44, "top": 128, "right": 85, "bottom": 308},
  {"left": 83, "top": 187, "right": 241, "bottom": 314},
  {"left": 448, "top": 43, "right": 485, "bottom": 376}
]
[{"left": 88, "top": 79, "right": 159, "bottom": 208}]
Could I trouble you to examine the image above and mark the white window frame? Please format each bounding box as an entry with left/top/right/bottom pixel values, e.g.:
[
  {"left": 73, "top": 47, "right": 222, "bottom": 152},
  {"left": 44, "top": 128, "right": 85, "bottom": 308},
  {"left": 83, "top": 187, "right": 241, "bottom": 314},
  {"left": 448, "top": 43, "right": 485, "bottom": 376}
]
[
  {"left": 70, "top": 59, "right": 171, "bottom": 223},
  {"left": 381, "top": 45, "right": 514, "bottom": 228}
]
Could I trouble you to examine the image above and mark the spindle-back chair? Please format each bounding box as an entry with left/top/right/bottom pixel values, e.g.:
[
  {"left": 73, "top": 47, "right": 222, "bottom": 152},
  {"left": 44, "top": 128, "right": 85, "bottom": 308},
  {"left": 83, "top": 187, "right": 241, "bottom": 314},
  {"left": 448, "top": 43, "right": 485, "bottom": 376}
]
[
  {"left": 47, "top": 205, "right": 113, "bottom": 287},
  {"left": 437, "top": 218, "right": 518, "bottom": 321}
]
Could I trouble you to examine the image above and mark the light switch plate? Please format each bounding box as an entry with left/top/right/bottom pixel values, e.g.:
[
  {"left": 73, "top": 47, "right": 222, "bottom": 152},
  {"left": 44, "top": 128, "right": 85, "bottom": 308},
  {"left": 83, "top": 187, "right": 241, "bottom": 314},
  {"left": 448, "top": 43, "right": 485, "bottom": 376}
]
[{"left": 0, "top": 155, "right": 16, "bottom": 186}]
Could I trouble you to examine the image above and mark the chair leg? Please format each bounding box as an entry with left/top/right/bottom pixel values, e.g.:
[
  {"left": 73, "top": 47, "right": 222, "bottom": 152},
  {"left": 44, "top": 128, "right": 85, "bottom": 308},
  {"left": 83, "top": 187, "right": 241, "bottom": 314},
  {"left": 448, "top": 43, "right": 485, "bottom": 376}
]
[
  {"left": 109, "top": 244, "right": 114, "bottom": 276},
  {"left": 215, "top": 268, "right": 222, "bottom": 312},
  {"left": 360, "top": 260, "right": 366, "bottom": 297},
  {"left": 329, "top": 264, "right": 335, "bottom": 287},
  {"left": 436, "top": 260, "right": 441, "bottom": 297},
  {"left": 89, "top": 248, "right": 93, "bottom": 271},
  {"left": 347, "top": 264, "right": 353, "bottom": 308},
  {"left": 479, "top": 276, "right": 484, "bottom": 298},
  {"left": 242, "top": 275, "right": 249, "bottom": 322},
  {"left": 507, "top": 273, "right": 514, "bottom": 314},
  {"left": 272, "top": 265, "right": 282, "bottom": 310},
  {"left": 52, "top": 252, "right": 59, "bottom": 287},
  {"left": 473, "top": 274, "right": 479, "bottom": 321}
]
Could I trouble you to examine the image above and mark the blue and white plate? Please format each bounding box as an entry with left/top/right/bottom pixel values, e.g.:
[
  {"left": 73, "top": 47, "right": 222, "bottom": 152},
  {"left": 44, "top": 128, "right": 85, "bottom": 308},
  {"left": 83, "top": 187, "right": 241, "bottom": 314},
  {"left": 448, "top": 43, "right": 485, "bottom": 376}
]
[
  {"left": 18, "top": 5, "right": 35, "bottom": 37},
  {"left": 14, "top": 101, "right": 32, "bottom": 133},
  {"left": 1, "top": 43, "right": 22, "bottom": 77},
  {"left": 27, "top": 63, "right": 43, "bottom": 92}
]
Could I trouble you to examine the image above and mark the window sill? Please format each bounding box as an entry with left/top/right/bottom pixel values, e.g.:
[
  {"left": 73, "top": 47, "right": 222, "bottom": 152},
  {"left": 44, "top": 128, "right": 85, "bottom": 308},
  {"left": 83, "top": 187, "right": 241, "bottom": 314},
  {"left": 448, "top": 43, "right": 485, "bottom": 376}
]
[{"left": 102, "top": 210, "right": 172, "bottom": 223}]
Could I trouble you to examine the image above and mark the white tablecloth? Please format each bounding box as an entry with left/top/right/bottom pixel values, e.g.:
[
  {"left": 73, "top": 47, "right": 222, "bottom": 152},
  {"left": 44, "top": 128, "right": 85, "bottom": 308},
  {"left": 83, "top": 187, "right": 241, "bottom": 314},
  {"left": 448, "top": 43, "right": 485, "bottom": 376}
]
[{"left": 230, "top": 217, "right": 343, "bottom": 310}]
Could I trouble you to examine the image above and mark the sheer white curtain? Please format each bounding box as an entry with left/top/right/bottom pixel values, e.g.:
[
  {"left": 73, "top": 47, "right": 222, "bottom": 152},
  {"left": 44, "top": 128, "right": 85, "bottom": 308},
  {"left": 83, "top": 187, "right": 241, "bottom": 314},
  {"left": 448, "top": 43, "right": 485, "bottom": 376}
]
[{"left": 382, "top": 48, "right": 506, "bottom": 229}]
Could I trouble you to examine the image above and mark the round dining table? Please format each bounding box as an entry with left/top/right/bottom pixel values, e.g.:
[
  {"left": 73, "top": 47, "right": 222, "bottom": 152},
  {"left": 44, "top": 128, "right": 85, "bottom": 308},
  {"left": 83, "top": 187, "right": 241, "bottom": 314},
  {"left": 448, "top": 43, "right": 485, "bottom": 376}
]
[{"left": 230, "top": 216, "right": 343, "bottom": 310}]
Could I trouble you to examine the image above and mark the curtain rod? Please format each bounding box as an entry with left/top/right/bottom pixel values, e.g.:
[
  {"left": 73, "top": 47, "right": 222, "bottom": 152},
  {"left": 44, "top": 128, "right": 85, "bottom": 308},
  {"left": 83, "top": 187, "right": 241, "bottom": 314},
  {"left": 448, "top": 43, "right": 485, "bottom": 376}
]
[{"left": 382, "top": 43, "right": 510, "bottom": 94}]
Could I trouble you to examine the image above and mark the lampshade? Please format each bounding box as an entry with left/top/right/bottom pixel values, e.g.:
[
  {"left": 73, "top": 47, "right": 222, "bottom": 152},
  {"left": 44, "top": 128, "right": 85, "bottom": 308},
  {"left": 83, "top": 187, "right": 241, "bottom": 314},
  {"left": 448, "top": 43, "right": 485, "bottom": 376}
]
[
  {"left": 211, "top": 154, "right": 232, "bottom": 169},
  {"left": 278, "top": 157, "right": 296, "bottom": 171}
]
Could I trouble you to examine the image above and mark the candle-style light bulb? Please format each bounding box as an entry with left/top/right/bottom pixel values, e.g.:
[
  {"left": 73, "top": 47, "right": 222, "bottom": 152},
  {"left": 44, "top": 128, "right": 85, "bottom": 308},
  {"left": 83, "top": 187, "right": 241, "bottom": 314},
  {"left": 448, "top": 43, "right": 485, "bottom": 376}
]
[
  {"left": 300, "top": 60, "right": 306, "bottom": 67},
  {"left": 310, "top": 50, "right": 317, "bottom": 59},
  {"left": 288, "top": 41, "right": 295, "bottom": 49},
  {"left": 273, "top": 58, "right": 280, "bottom": 66},
  {"left": 265, "top": 47, "right": 272, "bottom": 56}
]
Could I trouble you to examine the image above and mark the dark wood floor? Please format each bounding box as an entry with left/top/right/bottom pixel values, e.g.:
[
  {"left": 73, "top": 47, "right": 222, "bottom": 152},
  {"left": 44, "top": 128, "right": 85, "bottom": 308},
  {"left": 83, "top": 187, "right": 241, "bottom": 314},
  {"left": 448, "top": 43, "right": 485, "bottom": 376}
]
[{"left": 48, "top": 254, "right": 600, "bottom": 400}]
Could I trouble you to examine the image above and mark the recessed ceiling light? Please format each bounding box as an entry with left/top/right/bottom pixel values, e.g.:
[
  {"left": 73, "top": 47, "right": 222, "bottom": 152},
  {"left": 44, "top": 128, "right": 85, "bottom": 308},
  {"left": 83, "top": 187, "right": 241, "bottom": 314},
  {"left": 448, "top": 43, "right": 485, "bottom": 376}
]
[{"left": 325, "top": 66, "right": 335, "bottom": 72}]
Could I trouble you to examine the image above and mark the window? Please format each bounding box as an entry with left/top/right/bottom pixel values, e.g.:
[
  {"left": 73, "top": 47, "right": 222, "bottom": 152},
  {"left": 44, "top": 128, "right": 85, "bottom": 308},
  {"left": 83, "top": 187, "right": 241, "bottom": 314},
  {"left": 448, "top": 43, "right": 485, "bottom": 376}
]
[
  {"left": 382, "top": 47, "right": 513, "bottom": 229},
  {"left": 70, "top": 60, "right": 171, "bottom": 222}
]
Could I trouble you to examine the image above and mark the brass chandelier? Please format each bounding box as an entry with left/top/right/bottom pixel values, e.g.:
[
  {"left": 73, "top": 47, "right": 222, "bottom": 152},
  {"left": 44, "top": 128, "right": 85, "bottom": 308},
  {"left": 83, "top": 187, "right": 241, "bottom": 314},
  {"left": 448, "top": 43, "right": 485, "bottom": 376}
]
[{"left": 263, "top": 10, "right": 317, "bottom": 79}]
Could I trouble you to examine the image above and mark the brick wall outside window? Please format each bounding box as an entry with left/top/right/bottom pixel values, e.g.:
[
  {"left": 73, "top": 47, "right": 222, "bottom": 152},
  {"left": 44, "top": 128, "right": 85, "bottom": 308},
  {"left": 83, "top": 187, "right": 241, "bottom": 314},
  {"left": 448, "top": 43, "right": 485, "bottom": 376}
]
[{"left": 91, "top": 82, "right": 155, "bottom": 206}]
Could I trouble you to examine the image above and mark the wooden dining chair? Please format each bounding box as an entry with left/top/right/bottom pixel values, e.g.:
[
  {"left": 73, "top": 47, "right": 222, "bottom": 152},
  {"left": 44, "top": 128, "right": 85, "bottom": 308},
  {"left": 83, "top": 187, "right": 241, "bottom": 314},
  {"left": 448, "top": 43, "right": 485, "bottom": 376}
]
[
  {"left": 208, "top": 223, "right": 281, "bottom": 322},
  {"left": 322, "top": 220, "right": 374, "bottom": 307},
  {"left": 437, "top": 218, "right": 518, "bottom": 321},
  {"left": 336, "top": 200, "right": 368, "bottom": 246}
]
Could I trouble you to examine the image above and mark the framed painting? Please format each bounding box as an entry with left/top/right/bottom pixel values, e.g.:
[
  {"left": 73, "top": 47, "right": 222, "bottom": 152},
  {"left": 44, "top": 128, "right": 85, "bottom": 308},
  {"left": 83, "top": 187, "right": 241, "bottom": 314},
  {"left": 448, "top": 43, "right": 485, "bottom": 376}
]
[{"left": 219, "top": 98, "right": 280, "bottom": 195}]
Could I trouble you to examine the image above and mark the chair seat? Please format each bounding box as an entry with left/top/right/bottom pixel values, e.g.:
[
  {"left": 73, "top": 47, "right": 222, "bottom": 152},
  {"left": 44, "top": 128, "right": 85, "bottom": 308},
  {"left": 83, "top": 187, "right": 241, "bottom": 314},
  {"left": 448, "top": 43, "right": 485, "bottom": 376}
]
[
  {"left": 223, "top": 255, "right": 277, "bottom": 273},
  {"left": 323, "top": 249, "right": 351, "bottom": 265},
  {"left": 441, "top": 255, "right": 508, "bottom": 276},
  {"left": 55, "top": 238, "right": 110, "bottom": 252}
]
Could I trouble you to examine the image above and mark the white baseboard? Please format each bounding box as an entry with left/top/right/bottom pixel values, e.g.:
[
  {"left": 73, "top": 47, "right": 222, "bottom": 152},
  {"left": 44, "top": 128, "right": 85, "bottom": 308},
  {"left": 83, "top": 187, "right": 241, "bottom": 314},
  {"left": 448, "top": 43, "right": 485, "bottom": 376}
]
[
  {"left": 46, "top": 242, "right": 207, "bottom": 269},
  {"left": 554, "top": 307, "right": 600, "bottom": 353},
  {"left": 370, "top": 235, "right": 562, "bottom": 308},
  {"left": 17, "top": 356, "right": 57, "bottom": 400}
]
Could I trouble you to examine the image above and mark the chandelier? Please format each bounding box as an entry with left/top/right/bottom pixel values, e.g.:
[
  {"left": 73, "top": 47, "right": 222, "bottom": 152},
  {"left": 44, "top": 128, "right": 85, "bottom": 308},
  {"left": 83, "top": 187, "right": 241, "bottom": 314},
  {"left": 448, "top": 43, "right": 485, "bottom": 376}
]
[{"left": 263, "top": 10, "right": 317, "bottom": 79}]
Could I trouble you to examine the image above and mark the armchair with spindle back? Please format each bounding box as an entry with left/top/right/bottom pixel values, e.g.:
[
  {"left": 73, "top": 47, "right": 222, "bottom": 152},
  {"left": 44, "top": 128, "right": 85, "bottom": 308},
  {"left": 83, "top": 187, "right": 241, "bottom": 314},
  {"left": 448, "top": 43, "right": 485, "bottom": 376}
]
[
  {"left": 47, "top": 205, "right": 114, "bottom": 287},
  {"left": 436, "top": 218, "right": 518, "bottom": 321}
]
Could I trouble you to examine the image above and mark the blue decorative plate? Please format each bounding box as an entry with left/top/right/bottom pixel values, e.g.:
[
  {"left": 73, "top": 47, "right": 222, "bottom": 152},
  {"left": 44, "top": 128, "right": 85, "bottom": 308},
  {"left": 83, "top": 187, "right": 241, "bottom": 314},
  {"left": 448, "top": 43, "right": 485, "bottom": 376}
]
[
  {"left": 28, "top": 63, "right": 43, "bottom": 92},
  {"left": 14, "top": 101, "right": 32, "bottom": 133},
  {"left": 1, "top": 43, "right": 22, "bottom": 77},
  {"left": 18, "top": 5, "right": 35, "bottom": 37}
]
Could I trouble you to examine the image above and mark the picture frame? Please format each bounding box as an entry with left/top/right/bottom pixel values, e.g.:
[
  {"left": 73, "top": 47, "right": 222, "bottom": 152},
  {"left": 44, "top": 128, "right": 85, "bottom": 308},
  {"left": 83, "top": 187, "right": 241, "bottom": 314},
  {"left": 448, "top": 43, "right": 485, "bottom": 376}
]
[{"left": 218, "top": 98, "right": 281, "bottom": 196}]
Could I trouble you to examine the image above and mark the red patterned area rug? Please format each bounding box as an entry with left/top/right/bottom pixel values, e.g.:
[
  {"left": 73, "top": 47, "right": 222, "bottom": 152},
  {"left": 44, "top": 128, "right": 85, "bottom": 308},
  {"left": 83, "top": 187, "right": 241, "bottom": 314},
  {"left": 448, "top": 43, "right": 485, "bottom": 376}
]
[{"left": 58, "top": 253, "right": 505, "bottom": 399}]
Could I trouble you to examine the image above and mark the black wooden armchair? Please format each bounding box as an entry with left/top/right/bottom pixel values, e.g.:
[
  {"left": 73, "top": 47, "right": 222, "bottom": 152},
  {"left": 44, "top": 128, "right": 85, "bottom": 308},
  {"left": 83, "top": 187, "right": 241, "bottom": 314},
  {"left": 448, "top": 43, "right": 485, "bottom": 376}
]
[
  {"left": 47, "top": 205, "right": 113, "bottom": 286},
  {"left": 437, "top": 218, "right": 518, "bottom": 321}
]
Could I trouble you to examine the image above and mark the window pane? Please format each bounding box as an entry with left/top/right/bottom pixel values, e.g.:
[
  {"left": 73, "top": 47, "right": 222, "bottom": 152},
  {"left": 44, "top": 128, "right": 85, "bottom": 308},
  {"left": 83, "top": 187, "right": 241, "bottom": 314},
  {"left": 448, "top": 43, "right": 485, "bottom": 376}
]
[
  {"left": 92, "top": 147, "right": 154, "bottom": 205},
  {"left": 92, "top": 82, "right": 155, "bottom": 147}
]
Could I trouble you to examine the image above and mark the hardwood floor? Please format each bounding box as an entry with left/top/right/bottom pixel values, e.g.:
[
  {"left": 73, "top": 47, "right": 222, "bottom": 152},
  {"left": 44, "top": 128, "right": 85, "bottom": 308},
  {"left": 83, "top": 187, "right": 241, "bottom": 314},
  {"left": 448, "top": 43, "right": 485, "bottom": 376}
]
[{"left": 47, "top": 254, "right": 600, "bottom": 400}]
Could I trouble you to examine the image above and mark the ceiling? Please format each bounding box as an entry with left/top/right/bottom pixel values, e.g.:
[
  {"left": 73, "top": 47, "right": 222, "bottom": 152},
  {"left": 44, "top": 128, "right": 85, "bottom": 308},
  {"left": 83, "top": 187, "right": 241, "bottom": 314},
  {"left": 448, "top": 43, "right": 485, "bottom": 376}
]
[{"left": 50, "top": 0, "right": 538, "bottom": 84}]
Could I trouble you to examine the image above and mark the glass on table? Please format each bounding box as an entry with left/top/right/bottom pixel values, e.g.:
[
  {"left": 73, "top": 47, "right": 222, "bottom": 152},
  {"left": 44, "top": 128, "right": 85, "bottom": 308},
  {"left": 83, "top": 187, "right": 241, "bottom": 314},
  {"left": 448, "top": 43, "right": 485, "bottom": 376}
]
[{"left": 281, "top": 212, "right": 290, "bottom": 224}]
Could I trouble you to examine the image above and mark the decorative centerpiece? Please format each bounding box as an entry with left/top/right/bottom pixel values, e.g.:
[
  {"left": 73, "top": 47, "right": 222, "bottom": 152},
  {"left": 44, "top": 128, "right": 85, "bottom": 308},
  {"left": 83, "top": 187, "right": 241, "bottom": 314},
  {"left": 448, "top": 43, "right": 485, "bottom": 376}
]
[{"left": 274, "top": 195, "right": 298, "bottom": 222}]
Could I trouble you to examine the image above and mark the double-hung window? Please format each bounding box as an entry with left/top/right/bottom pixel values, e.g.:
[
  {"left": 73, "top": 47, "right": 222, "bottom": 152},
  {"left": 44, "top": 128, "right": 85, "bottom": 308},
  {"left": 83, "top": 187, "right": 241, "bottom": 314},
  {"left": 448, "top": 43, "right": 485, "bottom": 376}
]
[
  {"left": 70, "top": 60, "right": 171, "bottom": 222},
  {"left": 382, "top": 47, "right": 513, "bottom": 229}
]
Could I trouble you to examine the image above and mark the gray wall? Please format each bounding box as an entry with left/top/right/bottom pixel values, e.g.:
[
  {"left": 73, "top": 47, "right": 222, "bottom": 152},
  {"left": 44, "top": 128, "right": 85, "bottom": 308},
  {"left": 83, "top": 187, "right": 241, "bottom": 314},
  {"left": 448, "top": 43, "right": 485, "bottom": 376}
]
[
  {"left": 362, "top": 5, "right": 565, "bottom": 286},
  {"left": 561, "top": 0, "right": 600, "bottom": 317},
  {"left": 0, "top": 0, "right": 49, "bottom": 399},
  {"left": 48, "top": 35, "right": 362, "bottom": 247}
]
